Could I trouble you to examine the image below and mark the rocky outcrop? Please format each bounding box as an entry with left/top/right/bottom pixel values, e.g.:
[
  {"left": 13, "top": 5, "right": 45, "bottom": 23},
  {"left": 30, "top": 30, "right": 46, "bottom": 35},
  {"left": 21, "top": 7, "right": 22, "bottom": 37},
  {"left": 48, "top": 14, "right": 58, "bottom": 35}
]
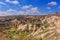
[{"left": 0, "top": 12, "right": 60, "bottom": 40}]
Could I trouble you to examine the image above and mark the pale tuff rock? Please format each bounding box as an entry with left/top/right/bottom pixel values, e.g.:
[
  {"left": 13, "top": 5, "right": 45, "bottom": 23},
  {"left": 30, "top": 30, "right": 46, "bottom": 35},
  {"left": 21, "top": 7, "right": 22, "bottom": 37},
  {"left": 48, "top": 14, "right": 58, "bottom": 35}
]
[
  {"left": 36, "top": 30, "right": 55, "bottom": 38},
  {"left": 33, "top": 28, "right": 43, "bottom": 36},
  {"left": 9, "top": 13, "right": 60, "bottom": 40},
  {"left": 0, "top": 13, "right": 60, "bottom": 40},
  {"left": 43, "top": 15, "right": 60, "bottom": 34},
  {"left": 17, "top": 24, "right": 28, "bottom": 31},
  {"left": 11, "top": 19, "right": 21, "bottom": 27},
  {"left": 28, "top": 24, "right": 36, "bottom": 31},
  {"left": 28, "top": 24, "right": 32, "bottom": 31},
  {"left": 28, "top": 14, "right": 60, "bottom": 39}
]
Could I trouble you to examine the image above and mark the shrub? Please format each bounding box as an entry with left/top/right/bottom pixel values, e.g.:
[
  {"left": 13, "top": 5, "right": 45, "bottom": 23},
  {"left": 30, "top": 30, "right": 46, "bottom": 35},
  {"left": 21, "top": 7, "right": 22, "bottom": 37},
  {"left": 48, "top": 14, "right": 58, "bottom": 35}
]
[{"left": 43, "top": 21, "right": 50, "bottom": 28}]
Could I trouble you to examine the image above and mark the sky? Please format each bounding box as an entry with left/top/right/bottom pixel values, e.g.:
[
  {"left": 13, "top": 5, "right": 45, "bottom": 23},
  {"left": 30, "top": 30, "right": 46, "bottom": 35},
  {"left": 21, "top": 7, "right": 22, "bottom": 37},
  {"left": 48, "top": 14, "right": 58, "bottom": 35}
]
[{"left": 0, "top": 0, "right": 60, "bottom": 16}]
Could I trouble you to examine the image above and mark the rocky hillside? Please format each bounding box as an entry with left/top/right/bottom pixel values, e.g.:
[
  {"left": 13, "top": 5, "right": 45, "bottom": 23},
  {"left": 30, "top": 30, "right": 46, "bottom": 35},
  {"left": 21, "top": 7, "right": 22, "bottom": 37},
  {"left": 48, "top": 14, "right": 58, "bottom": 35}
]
[{"left": 0, "top": 12, "right": 60, "bottom": 40}]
